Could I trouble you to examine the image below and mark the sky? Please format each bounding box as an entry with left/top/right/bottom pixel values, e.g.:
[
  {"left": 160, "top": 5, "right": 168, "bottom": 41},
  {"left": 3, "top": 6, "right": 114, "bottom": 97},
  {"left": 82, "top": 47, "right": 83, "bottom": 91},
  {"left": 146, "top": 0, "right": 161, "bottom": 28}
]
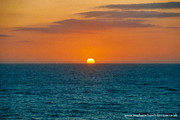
[{"left": 0, "top": 0, "right": 180, "bottom": 63}]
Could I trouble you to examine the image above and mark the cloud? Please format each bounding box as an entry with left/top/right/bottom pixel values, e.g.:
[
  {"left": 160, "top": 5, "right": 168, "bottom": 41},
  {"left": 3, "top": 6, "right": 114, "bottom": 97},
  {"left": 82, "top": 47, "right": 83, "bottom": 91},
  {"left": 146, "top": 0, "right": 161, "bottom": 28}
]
[
  {"left": 15, "top": 40, "right": 32, "bottom": 43},
  {"left": 79, "top": 11, "right": 180, "bottom": 18},
  {"left": 0, "top": 34, "right": 12, "bottom": 37},
  {"left": 100, "top": 2, "right": 180, "bottom": 9},
  {"left": 16, "top": 19, "right": 156, "bottom": 33},
  {"left": 16, "top": 2, "right": 180, "bottom": 34}
]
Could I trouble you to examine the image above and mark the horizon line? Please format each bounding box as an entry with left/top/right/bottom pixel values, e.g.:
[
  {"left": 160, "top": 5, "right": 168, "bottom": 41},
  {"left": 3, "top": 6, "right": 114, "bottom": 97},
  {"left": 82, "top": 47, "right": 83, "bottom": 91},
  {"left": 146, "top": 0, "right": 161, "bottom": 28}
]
[{"left": 0, "top": 62, "right": 179, "bottom": 64}]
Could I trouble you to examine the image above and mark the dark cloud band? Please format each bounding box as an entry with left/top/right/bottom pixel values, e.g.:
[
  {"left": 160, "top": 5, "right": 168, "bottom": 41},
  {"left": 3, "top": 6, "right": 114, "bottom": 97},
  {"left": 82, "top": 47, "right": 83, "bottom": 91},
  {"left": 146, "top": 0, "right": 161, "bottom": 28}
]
[
  {"left": 16, "top": 19, "right": 156, "bottom": 33},
  {"left": 100, "top": 2, "right": 180, "bottom": 9},
  {"left": 79, "top": 11, "right": 180, "bottom": 18}
]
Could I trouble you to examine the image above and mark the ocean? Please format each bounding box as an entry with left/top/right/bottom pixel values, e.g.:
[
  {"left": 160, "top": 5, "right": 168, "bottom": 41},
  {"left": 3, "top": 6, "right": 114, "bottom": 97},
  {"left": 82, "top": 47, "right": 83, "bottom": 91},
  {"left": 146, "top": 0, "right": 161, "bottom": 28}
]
[{"left": 0, "top": 64, "right": 179, "bottom": 119}]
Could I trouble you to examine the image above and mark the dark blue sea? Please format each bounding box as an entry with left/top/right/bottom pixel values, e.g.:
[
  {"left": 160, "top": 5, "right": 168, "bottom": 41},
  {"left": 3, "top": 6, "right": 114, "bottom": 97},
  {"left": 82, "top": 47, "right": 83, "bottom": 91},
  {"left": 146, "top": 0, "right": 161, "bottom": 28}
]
[{"left": 0, "top": 64, "right": 179, "bottom": 120}]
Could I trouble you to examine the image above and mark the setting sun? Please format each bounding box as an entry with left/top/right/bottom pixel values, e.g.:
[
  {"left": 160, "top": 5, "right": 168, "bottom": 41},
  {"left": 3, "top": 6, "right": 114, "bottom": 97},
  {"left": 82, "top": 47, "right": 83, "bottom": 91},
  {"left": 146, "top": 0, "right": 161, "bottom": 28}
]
[{"left": 86, "top": 58, "right": 95, "bottom": 64}]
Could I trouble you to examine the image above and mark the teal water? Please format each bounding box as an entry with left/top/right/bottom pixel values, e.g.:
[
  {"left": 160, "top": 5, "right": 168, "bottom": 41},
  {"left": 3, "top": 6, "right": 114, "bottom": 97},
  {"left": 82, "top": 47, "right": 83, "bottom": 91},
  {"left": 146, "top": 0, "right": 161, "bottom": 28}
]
[{"left": 0, "top": 64, "right": 179, "bottom": 119}]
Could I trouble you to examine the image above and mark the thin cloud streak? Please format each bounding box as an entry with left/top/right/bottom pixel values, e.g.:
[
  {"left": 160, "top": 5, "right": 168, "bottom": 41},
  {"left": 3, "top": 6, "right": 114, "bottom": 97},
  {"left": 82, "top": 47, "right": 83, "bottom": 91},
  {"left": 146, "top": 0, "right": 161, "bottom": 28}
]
[
  {"left": 79, "top": 11, "right": 180, "bottom": 18},
  {"left": 16, "top": 19, "right": 156, "bottom": 33},
  {"left": 15, "top": 40, "right": 33, "bottom": 43},
  {"left": 0, "top": 34, "right": 12, "bottom": 37},
  {"left": 100, "top": 2, "right": 180, "bottom": 9}
]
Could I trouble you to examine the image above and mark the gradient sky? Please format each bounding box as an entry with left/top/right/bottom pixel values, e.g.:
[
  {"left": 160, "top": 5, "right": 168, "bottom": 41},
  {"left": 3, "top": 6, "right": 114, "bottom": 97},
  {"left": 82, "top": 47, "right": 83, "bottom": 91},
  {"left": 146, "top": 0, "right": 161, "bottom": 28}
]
[{"left": 0, "top": 0, "right": 180, "bottom": 63}]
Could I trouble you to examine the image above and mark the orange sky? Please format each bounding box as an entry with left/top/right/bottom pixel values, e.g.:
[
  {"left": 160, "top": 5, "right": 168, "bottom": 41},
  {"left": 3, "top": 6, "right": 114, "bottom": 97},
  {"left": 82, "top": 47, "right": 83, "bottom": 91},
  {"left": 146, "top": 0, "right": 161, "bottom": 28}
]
[{"left": 0, "top": 0, "right": 180, "bottom": 63}]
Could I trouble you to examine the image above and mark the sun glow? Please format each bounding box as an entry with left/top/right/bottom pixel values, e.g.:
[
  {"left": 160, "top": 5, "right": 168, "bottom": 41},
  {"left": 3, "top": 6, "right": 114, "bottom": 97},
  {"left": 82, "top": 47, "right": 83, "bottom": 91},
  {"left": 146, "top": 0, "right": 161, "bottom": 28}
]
[{"left": 86, "top": 58, "right": 95, "bottom": 64}]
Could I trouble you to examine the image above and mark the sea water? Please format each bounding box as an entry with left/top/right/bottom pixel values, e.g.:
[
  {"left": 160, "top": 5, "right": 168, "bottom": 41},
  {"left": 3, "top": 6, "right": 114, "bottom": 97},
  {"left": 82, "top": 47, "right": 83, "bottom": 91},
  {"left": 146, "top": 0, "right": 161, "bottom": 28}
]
[{"left": 0, "top": 64, "right": 179, "bottom": 119}]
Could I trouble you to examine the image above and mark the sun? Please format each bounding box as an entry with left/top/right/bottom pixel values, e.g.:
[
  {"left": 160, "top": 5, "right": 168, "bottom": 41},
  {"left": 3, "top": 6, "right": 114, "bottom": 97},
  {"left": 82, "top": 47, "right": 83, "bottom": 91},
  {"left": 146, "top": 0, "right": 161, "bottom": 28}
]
[{"left": 86, "top": 58, "right": 95, "bottom": 64}]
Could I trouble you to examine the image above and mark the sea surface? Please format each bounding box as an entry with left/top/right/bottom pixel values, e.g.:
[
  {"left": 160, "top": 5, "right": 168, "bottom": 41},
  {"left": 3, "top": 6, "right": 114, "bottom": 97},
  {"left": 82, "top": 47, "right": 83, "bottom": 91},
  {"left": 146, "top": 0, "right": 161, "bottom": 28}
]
[{"left": 0, "top": 64, "right": 179, "bottom": 120}]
